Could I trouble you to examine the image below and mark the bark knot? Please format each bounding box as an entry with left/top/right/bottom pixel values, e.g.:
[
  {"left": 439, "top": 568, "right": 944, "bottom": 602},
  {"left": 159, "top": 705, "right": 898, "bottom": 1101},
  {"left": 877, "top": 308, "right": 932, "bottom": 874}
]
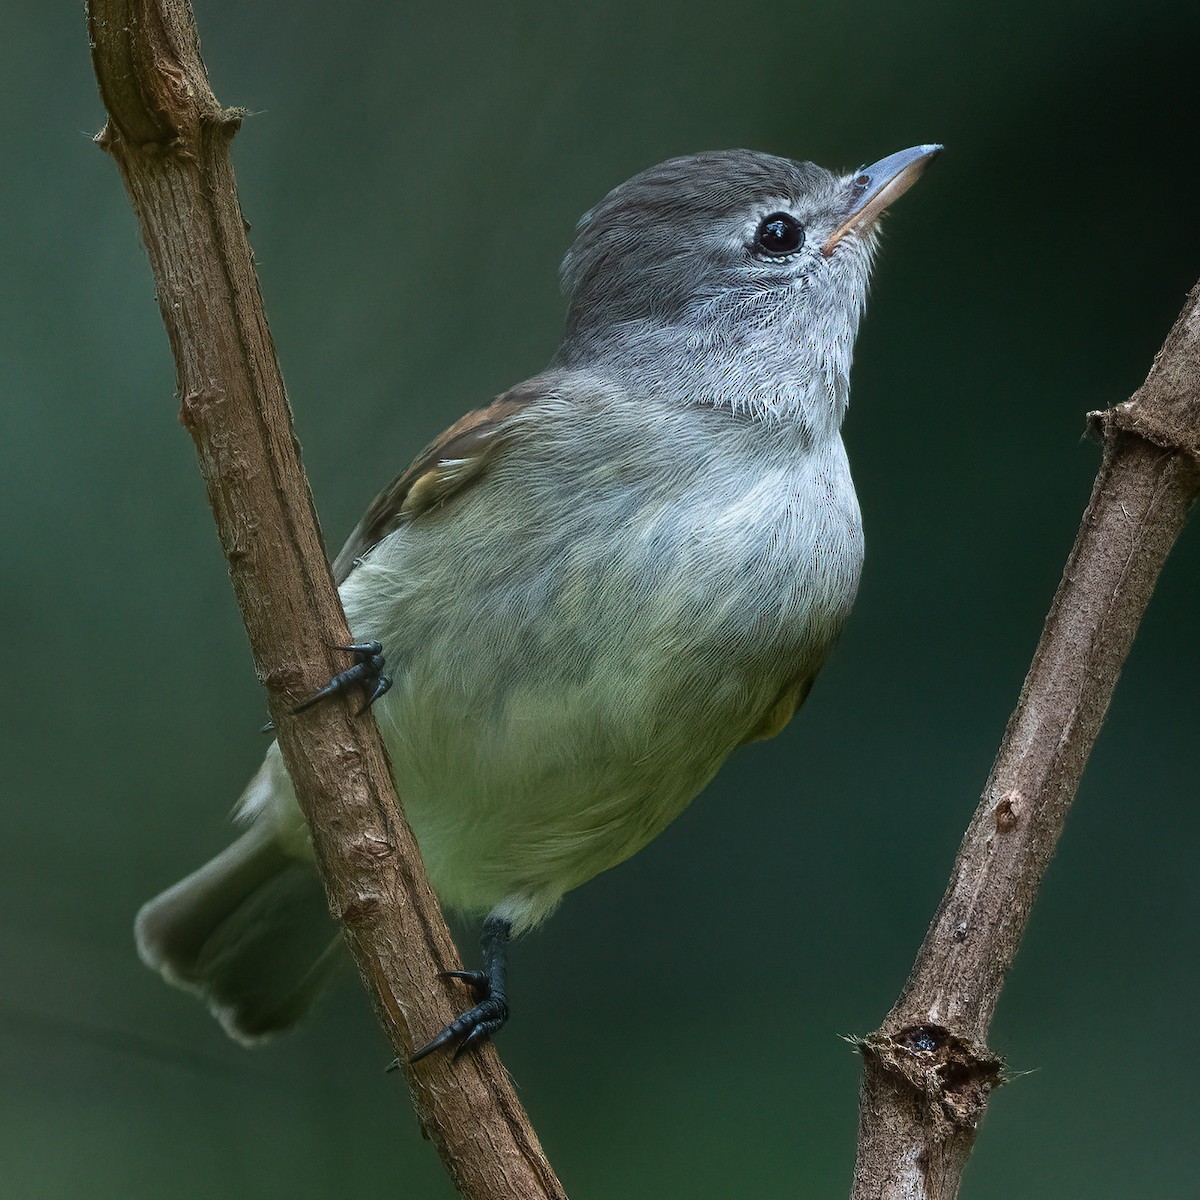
[
  {"left": 261, "top": 662, "right": 305, "bottom": 695},
  {"left": 1089, "top": 402, "right": 1200, "bottom": 470},
  {"left": 864, "top": 1025, "right": 1004, "bottom": 1135},
  {"left": 349, "top": 830, "right": 396, "bottom": 862},
  {"left": 338, "top": 891, "right": 384, "bottom": 925},
  {"left": 994, "top": 793, "right": 1022, "bottom": 833},
  {"left": 179, "top": 387, "right": 223, "bottom": 429}
]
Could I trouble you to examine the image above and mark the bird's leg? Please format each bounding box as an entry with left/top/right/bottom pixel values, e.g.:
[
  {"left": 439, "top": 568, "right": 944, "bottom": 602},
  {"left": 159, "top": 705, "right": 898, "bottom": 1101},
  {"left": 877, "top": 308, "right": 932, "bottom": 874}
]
[
  {"left": 410, "top": 916, "right": 511, "bottom": 1062},
  {"left": 292, "top": 641, "right": 392, "bottom": 716}
]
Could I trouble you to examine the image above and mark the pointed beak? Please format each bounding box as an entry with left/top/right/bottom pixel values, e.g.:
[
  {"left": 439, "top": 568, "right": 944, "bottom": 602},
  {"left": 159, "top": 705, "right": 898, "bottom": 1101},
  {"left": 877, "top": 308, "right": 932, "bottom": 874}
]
[{"left": 820, "top": 144, "right": 943, "bottom": 256}]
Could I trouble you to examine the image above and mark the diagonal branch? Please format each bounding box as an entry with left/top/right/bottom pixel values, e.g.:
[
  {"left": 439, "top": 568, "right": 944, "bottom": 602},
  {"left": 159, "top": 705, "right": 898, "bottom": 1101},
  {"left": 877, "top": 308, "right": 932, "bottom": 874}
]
[
  {"left": 850, "top": 281, "right": 1200, "bottom": 1198},
  {"left": 85, "top": 3, "right": 566, "bottom": 1197}
]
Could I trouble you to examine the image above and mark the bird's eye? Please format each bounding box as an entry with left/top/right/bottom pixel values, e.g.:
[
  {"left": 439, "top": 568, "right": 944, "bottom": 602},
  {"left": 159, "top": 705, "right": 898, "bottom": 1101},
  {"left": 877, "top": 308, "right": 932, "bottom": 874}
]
[{"left": 752, "top": 212, "right": 805, "bottom": 258}]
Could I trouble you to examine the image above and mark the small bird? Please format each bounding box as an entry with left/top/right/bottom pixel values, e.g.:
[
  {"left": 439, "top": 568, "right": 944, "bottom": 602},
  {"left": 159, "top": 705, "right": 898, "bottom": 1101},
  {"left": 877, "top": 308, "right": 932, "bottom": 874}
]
[{"left": 135, "top": 145, "right": 940, "bottom": 1059}]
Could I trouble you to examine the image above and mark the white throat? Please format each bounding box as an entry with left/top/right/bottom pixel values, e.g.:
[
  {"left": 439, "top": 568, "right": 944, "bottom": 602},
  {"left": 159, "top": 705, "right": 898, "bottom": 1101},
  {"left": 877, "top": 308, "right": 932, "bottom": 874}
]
[{"left": 560, "top": 293, "right": 861, "bottom": 442}]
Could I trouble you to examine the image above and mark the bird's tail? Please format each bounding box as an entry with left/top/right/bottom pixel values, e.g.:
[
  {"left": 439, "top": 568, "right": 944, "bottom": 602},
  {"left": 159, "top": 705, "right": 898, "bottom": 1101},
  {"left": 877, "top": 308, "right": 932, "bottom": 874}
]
[{"left": 134, "top": 819, "right": 340, "bottom": 1044}]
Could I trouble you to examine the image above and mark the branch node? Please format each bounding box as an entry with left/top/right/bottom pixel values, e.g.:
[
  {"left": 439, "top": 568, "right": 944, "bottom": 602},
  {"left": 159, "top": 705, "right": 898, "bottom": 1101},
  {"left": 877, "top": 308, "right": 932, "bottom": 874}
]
[
  {"left": 179, "top": 386, "right": 222, "bottom": 429},
  {"left": 1088, "top": 402, "right": 1200, "bottom": 470},
  {"left": 993, "top": 793, "right": 1022, "bottom": 833},
  {"left": 864, "top": 1026, "right": 1003, "bottom": 1135},
  {"left": 261, "top": 663, "right": 305, "bottom": 695},
  {"left": 349, "top": 830, "right": 396, "bottom": 862},
  {"left": 339, "top": 891, "right": 385, "bottom": 925}
]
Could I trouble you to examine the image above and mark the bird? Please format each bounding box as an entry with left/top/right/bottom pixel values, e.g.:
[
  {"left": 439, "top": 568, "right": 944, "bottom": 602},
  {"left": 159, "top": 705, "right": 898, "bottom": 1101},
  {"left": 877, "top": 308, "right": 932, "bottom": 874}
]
[{"left": 134, "top": 144, "right": 941, "bottom": 1060}]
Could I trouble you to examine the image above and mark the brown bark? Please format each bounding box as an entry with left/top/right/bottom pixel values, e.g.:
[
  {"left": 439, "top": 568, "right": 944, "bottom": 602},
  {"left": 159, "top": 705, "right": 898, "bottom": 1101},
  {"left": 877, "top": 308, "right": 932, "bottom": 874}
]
[
  {"left": 86, "top": 3, "right": 565, "bottom": 1197},
  {"left": 850, "top": 283, "right": 1200, "bottom": 1198}
]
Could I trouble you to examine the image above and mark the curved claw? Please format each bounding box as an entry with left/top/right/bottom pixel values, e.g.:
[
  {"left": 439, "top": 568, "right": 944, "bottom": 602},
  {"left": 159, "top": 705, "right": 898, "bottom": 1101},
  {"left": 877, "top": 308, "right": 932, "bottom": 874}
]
[
  {"left": 408, "top": 917, "right": 512, "bottom": 1065},
  {"left": 293, "top": 642, "right": 390, "bottom": 716},
  {"left": 440, "top": 969, "right": 488, "bottom": 998},
  {"left": 410, "top": 995, "right": 509, "bottom": 1063},
  {"left": 453, "top": 1015, "right": 507, "bottom": 1060},
  {"left": 356, "top": 671, "right": 393, "bottom": 716}
]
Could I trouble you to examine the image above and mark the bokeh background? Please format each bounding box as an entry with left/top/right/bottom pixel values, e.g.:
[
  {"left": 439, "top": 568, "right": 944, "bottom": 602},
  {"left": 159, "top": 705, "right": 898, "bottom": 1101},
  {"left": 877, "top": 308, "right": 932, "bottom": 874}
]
[{"left": 4, "top": 2, "right": 1198, "bottom": 1196}]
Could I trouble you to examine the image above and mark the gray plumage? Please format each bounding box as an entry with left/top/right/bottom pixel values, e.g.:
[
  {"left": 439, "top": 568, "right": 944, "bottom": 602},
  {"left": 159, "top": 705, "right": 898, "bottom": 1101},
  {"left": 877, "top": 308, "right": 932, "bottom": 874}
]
[{"left": 136, "top": 146, "right": 937, "bottom": 1043}]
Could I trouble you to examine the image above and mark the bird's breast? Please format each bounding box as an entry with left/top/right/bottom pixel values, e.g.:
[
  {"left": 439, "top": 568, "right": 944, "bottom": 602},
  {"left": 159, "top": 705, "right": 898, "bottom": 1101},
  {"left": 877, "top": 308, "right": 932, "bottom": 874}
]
[{"left": 339, "top": 402, "right": 862, "bottom": 921}]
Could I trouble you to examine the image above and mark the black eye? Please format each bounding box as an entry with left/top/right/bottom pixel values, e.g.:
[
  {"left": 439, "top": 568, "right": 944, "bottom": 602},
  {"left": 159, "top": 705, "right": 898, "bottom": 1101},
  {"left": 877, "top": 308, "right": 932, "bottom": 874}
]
[{"left": 753, "top": 212, "right": 805, "bottom": 257}]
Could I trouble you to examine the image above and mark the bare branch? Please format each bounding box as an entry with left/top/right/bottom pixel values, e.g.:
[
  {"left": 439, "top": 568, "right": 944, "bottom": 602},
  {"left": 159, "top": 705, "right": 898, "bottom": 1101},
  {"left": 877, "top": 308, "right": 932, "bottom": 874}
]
[
  {"left": 85, "top": 3, "right": 566, "bottom": 1197},
  {"left": 850, "top": 282, "right": 1200, "bottom": 1198}
]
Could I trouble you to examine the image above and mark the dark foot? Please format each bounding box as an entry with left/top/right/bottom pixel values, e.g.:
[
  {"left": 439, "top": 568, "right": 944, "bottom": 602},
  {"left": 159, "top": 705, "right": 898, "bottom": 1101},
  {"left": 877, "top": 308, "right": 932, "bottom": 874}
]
[
  {"left": 410, "top": 917, "right": 511, "bottom": 1063},
  {"left": 293, "top": 641, "right": 392, "bottom": 716}
]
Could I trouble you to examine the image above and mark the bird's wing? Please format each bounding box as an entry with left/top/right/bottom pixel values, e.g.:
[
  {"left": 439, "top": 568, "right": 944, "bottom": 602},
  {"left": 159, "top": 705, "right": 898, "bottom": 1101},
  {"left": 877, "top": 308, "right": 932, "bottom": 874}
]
[
  {"left": 739, "top": 671, "right": 817, "bottom": 744},
  {"left": 331, "top": 384, "right": 537, "bottom": 584}
]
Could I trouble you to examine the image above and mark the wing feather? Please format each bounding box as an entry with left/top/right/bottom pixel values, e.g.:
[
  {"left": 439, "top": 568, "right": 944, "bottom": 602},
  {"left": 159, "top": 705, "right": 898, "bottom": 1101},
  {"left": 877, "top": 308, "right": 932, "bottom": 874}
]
[
  {"left": 740, "top": 672, "right": 817, "bottom": 744},
  {"left": 331, "top": 386, "right": 536, "bottom": 584}
]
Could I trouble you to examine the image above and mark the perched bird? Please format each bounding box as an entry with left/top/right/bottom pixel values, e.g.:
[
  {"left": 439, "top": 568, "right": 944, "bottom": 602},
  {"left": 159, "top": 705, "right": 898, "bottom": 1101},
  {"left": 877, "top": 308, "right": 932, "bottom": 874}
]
[{"left": 135, "top": 145, "right": 941, "bottom": 1058}]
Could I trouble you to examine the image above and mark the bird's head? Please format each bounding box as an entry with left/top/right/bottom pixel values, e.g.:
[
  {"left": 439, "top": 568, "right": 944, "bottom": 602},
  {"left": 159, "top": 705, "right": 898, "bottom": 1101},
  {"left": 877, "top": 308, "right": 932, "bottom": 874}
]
[{"left": 556, "top": 146, "right": 940, "bottom": 428}]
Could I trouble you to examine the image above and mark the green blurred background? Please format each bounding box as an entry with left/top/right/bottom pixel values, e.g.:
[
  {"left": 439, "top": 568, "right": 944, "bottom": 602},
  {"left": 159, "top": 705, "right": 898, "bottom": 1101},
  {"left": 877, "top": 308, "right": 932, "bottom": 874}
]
[{"left": 4, "top": 2, "right": 1197, "bottom": 1196}]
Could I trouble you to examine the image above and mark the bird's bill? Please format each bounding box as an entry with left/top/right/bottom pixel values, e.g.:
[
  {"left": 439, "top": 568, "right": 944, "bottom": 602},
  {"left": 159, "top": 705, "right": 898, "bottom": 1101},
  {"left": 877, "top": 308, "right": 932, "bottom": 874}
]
[{"left": 820, "top": 144, "right": 943, "bottom": 256}]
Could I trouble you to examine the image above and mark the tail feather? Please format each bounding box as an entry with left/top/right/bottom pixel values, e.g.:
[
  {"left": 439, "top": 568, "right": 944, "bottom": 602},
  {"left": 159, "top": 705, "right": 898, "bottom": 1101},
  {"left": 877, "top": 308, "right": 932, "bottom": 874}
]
[{"left": 135, "top": 823, "right": 341, "bottom": 1044}]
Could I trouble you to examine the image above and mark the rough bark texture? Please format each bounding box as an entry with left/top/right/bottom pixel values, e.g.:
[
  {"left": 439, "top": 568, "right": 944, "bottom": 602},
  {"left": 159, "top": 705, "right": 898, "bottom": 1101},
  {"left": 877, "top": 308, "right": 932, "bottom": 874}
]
[
  {"left": 86, "top": 4, "right": 566, "bottom": 1198},
  {"left": 850, "top": 282, "right": 1200, "bottom": 1198}
]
